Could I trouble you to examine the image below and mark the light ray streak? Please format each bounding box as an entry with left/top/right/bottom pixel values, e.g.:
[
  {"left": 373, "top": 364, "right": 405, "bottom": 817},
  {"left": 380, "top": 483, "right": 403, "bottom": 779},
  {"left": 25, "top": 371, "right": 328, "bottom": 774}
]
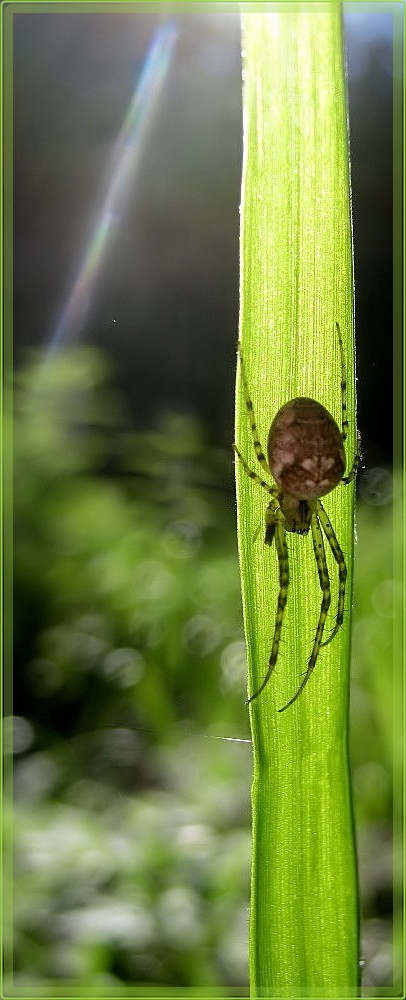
[
  {"left": 206, "top": 736, "right": 252, "bottom": 744},
  {"left": 48, "top": 21, "right": 177, "bottom": 353}
]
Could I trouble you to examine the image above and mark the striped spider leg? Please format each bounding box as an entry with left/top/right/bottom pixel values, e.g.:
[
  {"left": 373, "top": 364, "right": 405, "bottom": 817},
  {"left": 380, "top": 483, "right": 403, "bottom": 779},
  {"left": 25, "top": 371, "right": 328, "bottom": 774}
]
[{"left": 234, "top": 324, "right": 360, "bottom": 712}]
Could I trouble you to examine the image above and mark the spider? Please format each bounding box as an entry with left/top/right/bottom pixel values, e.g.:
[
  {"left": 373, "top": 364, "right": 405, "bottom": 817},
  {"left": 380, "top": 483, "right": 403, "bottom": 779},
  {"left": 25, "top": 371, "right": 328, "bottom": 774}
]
[{"left": 234, "top": 322, "right": 360, "bottom": 713}]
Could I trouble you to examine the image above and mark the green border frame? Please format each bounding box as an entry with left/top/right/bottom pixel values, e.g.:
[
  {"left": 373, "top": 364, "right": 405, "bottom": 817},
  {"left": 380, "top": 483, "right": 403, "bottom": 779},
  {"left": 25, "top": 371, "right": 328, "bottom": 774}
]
[{"left": 1, "top": 2, "right": 403, "bottom": 999}]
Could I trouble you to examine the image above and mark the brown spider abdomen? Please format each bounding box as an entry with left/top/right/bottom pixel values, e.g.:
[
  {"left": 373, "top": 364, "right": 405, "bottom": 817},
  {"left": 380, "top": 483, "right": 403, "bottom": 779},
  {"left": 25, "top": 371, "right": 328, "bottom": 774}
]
[{"left": 267, "top": 397, "right": 346, "bottom": 501}]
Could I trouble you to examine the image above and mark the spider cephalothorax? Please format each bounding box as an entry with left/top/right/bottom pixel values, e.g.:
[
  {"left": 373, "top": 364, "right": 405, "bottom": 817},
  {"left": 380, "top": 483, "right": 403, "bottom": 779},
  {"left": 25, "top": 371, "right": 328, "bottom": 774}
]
[{"left": 234, "top": 323, "right": 360, "bottom": 712}]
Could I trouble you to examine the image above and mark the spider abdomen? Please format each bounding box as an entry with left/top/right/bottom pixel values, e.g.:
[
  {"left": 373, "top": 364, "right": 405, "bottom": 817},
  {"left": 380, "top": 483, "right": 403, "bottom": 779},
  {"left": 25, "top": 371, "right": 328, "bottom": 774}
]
[{"left": 267, "top": 397, "right": 345, "bottom": 501}]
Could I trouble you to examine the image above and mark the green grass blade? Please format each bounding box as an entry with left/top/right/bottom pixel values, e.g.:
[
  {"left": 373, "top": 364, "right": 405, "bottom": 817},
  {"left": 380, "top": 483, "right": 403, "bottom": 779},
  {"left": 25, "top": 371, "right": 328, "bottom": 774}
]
[{"left": 235, "top": 10, "right": 359, "bottom": 994}]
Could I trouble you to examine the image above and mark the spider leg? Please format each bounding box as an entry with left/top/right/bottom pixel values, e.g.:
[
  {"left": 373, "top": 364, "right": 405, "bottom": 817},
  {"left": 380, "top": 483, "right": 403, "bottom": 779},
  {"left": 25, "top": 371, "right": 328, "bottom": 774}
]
[
  {"left": 316, "top": 501, "right": 347, "bottom": 648},
  {"left": 342, "top": 444, "right": 362, "bottom": 484},
  {"left": 237, "top": 342, "right": 272, "bottom": 477},
  {"left": 336, "top": 322, "right": 349, "bottom": 444},
  {"left": 233, "top": 444, "right": 276, "bottom": 495},
  {"left": 336, "top": 322, "right": 362, "bottom": 482},
  {"left": 278, "top": 512, "right": 330, "bottom": 712},
  {"left": 247, "top": 515, "right": 288, "bottom": 704}
]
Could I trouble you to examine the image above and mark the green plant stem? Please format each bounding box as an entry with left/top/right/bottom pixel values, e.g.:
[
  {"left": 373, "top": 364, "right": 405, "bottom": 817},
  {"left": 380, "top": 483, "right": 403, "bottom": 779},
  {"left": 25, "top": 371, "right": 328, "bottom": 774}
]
[{"left": 236, "top": 10, "right": 359, "bottom": 995}]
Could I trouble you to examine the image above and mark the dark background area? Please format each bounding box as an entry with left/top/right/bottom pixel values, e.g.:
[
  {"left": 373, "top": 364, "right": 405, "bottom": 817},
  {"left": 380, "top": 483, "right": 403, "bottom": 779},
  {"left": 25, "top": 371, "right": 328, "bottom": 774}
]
[
  {"left": 12, "top": 8, "right": 397, "bottom": 466},
  {"left": 8, "top": 6, "right": 401, "bottom": 992}
]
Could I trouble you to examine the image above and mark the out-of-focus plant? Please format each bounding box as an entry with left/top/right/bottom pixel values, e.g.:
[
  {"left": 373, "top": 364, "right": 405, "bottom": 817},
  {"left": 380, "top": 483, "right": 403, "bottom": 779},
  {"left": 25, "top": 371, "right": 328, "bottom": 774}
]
[
  {"left": 8, "top": 350, "right": 397, "bottom": 991},
  {"left": 351, "top": 470, "right": 401, "bottom": 991},
  {"left": 12, "top": 350, "right": 246, "bottom": 741},
  {"left": 9, "top": 348, "right": 251, "bottom": 990}
]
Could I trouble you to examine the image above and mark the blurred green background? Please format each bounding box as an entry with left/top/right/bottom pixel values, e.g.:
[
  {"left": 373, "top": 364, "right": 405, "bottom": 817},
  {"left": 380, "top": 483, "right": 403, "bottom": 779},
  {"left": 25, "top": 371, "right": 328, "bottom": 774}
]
[
  {"left": 6, "top": 6, "right": 400, "bottom": 995},
  {"left": 7, "top": 348, "right": 399, "bottom": 993}
]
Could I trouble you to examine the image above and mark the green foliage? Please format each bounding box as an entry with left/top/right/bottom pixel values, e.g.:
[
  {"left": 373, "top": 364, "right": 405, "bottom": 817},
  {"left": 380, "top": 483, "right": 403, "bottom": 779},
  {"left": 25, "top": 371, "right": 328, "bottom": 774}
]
[
  {"left": 236, "top": 10, "right": 360, "bottom": 995},
  {"left": 9, "top": 349, "right": 250, "bottom": 991},
  {"left": 7, "top": 349, "right": 396, "bottom": 992},
  {"left": 350, "top": 476, "right": 402, "bottom": 993},
  {"left": 12, "top": 351, "right": 244, "bottom": 738}
]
